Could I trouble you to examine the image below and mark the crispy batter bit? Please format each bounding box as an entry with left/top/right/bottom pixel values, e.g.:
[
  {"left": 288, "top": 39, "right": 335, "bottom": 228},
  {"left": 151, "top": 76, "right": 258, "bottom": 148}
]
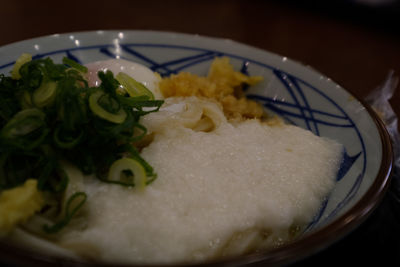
[{"left": 159, "top": 57, "right": 264, "bottom": 120}]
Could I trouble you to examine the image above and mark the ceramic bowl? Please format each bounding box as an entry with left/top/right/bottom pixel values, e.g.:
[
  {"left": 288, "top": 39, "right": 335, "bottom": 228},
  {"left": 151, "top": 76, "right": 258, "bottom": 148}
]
[{"left": 0, "top": 30, "right": 393, "bottom": 266}]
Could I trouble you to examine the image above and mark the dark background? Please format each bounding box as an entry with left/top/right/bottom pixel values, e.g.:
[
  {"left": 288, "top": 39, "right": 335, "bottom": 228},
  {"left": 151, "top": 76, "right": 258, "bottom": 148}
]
[{"left": 1, "top": 0, "right": 400, "bottom": 265}]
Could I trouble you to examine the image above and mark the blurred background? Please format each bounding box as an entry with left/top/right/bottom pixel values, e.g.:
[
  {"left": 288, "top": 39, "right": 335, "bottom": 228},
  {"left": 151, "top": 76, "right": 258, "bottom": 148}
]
[{"left": 1, "top": 0, "right": 400, "bottom": 265}]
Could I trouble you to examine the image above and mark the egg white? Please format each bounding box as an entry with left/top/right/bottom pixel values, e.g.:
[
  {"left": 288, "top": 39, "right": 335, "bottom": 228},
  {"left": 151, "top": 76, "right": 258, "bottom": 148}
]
[{"left": 85, "top": 59, "right": 163, "bottom": 99}]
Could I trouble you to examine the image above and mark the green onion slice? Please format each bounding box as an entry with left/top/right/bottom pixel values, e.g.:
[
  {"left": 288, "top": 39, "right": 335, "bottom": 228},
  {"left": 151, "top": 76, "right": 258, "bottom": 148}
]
[
  {"left": 33, "top": 81, "right": 57, "bottom": 108},
  {"left": 11, "top": 53, "right": 32, "bottom": 80},
  {"left": 62, "top": 57, "right": 88, "bottom": 73},
  {"left": 1, "top": 108, "right": 45, "bottom": 137},
  {"left": 20, "top": 91, "right": 33, "bottom": 109},
  {"left": 89, "top": 90, "right": 127, "bottom": 124},
  {"left": 116, "top": 72, "right": 155, "bottom": 100},
  {"left": 53, "top": 125, "right": 84, "bottom": 149},
  {"left": 0, "top": 108, "right": 48, "bottom": 149},
  {"left": 106, "top": 157, "right": 147, "bottom": 189},
  {"left": 37, "top": 160, "right": 56, "bottom": 191},
  {"left": 43, "top": 192, "right": 87, "bottom": 234},
  {"left": 117, "top": 95, "right": 163, "bottom": 115}
]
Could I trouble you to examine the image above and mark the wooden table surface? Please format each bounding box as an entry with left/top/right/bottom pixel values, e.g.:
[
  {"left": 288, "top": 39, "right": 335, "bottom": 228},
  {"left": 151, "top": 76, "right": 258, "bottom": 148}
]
[{"left": 1, "top": 0, "right": 400, "bottom": 265}]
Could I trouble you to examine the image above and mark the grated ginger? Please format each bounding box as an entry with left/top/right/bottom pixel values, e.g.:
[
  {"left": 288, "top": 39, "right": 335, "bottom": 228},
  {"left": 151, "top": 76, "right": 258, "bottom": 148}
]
[
  {"left": 0, "top": 179, "right": 44, "bottom": 235},
  {"left": 159, "top": 57, "right": 264, "bottom": 120}
]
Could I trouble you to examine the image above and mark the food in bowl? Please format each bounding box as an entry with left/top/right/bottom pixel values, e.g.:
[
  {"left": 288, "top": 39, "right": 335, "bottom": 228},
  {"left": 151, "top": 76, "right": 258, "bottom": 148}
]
[{"left": 0, "top": 55, "right": 343, "bottom": 264}]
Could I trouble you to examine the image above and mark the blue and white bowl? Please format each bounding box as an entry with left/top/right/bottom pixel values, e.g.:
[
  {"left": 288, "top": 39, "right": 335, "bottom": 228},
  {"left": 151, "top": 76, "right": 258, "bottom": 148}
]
[{"left": 0, "top": 30, "right": 393, "bottom": 266}]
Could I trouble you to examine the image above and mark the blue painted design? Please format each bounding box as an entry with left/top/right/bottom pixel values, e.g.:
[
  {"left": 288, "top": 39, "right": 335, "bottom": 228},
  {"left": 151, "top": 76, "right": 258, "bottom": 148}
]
[
  {"left": 305, "top": 198, "right": 329, "bottom": 232},
  {"left": 32, "top": 54, "right": 43, "bottom": 60},
  {"left": 0, "top": 43, "right": 367, "bottom": 229},
  {"left": 121, "top": 45, "right": 173, "bottom": 75},
  {"left": 66, "top": 51, "right": 82, "bottom": 64},
  {"left": 247, "top": 95, "right": 355, "bottom": 128},
  {"left": 168, "top": 53, "right": 220, "bottom": 75},
  {"left": 337, "top": 150, "right": 362, "bottom": 181},
  {"left": 305, "top": 149, "right": 362, "bottom": 230},
  {"left": 290, "top": 76, "right": 320, "bottom": 135},
  {"left": 146, "top": 51, "right": 216, "bottom": 74},
  {"left": 325, "top": 173, "right": 364, "bottom": 222},
  {"left": 99, "top": 47, "right": 119, "bottom": 59},
  {"left": 273, "top": 70, "right": 319, "bottom": 134},
  {"left": 0, "top": 61, "right": 13, "bottom": 69},
  {"left": 240, "top": 61, "right": 250, "bottom": 76},
  {"left": 240, "top": 61, "right": 250, "bottom": 91}
]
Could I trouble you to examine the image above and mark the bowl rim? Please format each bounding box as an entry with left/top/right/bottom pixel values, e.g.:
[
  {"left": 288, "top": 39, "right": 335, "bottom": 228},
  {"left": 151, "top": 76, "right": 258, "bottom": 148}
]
[{"left": 0, "top": 30, "right": 394, "bottom": 267}]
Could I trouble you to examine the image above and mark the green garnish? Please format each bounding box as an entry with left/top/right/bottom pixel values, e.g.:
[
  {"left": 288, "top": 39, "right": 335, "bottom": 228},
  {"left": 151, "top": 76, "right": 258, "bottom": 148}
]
[
  {"left": 0, "top": 54, "right": 163, "bottom": 233},
  {"left": 62, "top": 57, "right": 88, "bottom": 73},
  {"left": 116, "top": 72, "right": 155, "bottom": 100},
  {"left": 0, "top": 108, "right": 48, "bottom": 150},
  {"left": 43, "top": 192, "right": 87, "bottom": 234},
  {"left": 89, "top": 90, "right": 127, "bottom": 123},
  {"left": 105, "top": 157, "right": 146, "bottom": 189},
  {"left": 11, "top": 53, "right": 32, "bottom": 80}
]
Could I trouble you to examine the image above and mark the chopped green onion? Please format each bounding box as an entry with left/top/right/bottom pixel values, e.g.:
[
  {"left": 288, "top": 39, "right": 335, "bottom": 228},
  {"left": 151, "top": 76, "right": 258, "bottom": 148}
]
[
  {"left": 53, "top": 126, "right": 83, "bottom": 149},
  {"left": 106, "top": 157, "right": 146, "bottom": 190},
  {"left": 20, "top": 91, "right": 33, "bottom": 108},
  {"left": 43, "top": 192, "right": 87, "bottom": 234},
  {"left": 89, "top": 90, "right": 127, "bottom": 124},
  {"left": 62, "top": 57, "right": 88, "bottom": 73},
  {"left": 117, "top": 95, "right": 163, "bottom": 115},
  {"left": 116, "top": 72, "right": 155, "bottom": 100},
  {"left": 33, "top": 81, "right": 57, "bottom": 108},
  {"left": 1, "top": 55, "right": 163, "bottom": 232},
  {"left": 51, "top": 167, "right": 69, "bottom": 193},
  {"left": 37, "top": 160, "right": 56, "bottom": 191},
  {"left": 0, "top": 108, "right": 48, "bottom": 149},
  {"left": 1, "top": 108, "right": 45, "bottom": 137},
  {"left": 11, "top": 53, "right": 32, "bottom": 80}
]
